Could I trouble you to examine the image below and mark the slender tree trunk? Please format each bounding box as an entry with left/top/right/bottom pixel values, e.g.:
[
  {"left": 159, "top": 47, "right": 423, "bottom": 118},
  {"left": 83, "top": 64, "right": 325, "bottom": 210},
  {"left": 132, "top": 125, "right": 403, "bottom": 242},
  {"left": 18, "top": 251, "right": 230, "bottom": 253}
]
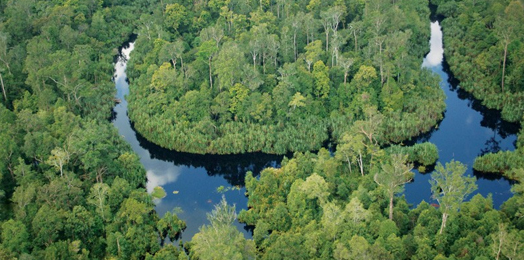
[
  {"left": 354, "top": 31, "right": 358, "bottom": 52},
  {"left": 293, "top": 32, "right": 297, "bottom": 62},
  {"left": 117, "top": 237, "right": 121, "bottom": 255},
  {"left": 306, "top": 29, "right": 309, "bottom": 45},
  {"left": 0, "top": 72, "right": 6, "bottom": 102},
  {"left": 252, "top": 54, "right": 257, "bottom": 72},
  {"left": 358, "top": 152, "right": 364, "bottom": 176},
  {"left": 496, "top": 237, "right": 502, "bottom": 260},
  {"left": 345, "top": 155, "right": 352, "bottom": 173},
  {"left": 502, "top": 42, "right": 508, "bottom": 93},
  {"left": 439, "top": 212, "right": 448, "bottom": 234},
  {"left": 171, "top": 59, "right": 177, "bottom": 72},
  {"left": 7, "top": 151, "right": 14, "bottom": 179},
  {"left": 335, "top": 47, "right": 339, "bottom": 66},
  {"left": 325, "top": 31, "right": 329, "bottom": 52},
  {"left": 208, "top": 58, "right": 213, "bottom": 90},
  {"left": 379, "top": 41, "right": 384, "bottom": 85},
  {"left": 331, "top": 49, "right": 335, "bottom": 67},
  {"left": 389, "top": 195, "right": 394, "bottom": 220},
  {"left": 262, "top": 52, "right": 266, "bottom": 74}
]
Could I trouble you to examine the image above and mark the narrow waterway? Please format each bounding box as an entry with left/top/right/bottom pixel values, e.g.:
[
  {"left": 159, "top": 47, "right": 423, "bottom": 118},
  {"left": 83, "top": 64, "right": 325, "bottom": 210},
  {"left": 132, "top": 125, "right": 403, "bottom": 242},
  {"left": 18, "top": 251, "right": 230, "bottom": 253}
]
[
  {"left": 405, "top": 21, "right": 518, "bottom": 207},
  {"left": 112, "top": 42, "right": 282, "bottom": 241},
  {"left": 112, "top": 21, "right": 519, "bottom": 242}
]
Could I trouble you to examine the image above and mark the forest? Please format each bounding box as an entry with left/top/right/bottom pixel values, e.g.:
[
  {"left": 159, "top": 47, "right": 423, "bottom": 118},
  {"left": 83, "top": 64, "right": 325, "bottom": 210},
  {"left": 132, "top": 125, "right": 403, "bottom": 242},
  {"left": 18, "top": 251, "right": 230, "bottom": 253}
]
[
  {"left": 0, "top": 0, "right": 523, "bottom": 259},
  {"left": 0, "top": 0, "right": 186, "bottom": 259},
  {"left": 126, "top": 0, "right": 446, "bottom": 154}
]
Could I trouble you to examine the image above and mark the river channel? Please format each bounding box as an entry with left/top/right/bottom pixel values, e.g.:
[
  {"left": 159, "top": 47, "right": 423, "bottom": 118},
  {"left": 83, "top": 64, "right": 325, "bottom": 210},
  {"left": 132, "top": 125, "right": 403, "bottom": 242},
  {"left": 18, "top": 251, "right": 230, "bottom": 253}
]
[
  {"left": 405, "top": 21, "right": 518, "bottom": 207},
  {"left": 112, "top": 43, "right": 282, "bottom": 241},
  {"left": 112, "top": 22, "right": 519, "bottom": 241}
]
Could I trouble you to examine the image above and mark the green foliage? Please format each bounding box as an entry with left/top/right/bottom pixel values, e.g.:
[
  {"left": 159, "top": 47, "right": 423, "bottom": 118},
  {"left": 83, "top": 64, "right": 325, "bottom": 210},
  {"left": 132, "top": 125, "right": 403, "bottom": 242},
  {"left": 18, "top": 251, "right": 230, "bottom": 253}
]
[
  {"left": 157, "top": 211, "right": 186, "bottom": 242},
  {"left": 1, "top": 219, "right": 30, "bottom": 255},
  {"left": 126, "top": 0, "right": 445, "bottom": 154},
  {"left": 164, "top": 4, "right": 188, "bottom": 33},
  {"left": 385, "top": 142, "right": 439, "bottom": 166},
  {"left": 474, "top": 150, "right": 524, "bottom": 177},
  {"left": 374, "top": 154, "right": 414, "bottom": 220},
  {"left": 430, "top": 160, "right": 478, "bottom": 234},
  {"left": 146, "top": 244, "right": 186, "bottom": 260},
  {"left": 191, "top": 197, "right": 255, "bottom": 260},
  {"left": 239, "top": 143, "right": 521, "bottom": 259},
  {"left": 0, "top": 1, "right": 183, "bottom": 258},
  {"left": 437, "top": 0, "right": 524, "bottom": 122},
  {"left": 2, "top": 0, "right": 523, "bottom": 259},
  {"left": 151, "top": 186, "right": 167, "bottom": 200},
  {"left": 436, "top": 0, "right": 524, "bottom": 179}
]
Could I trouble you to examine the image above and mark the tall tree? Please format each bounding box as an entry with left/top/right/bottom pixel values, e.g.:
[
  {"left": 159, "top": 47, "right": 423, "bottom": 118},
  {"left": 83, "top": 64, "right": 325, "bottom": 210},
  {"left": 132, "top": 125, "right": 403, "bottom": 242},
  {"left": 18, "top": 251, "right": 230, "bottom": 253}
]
[
  {"left": 430, "top": 160, "right": 477, "bottom": 234},
  {"left": 0, "top": 33, "right": 10, "bottom": 103},
  {"left": 348, "top": 21, "right": 362, "bottom": 52},
  {"left": 374, "top": 153, "right": 414, "bottom": 220},
  {"left": 214, "top": 42, "right": 245, "bottom": 91},
  {"left": 201, "top": 24, "right": 225, "bottom": 48},
  {"left": 87, "top": 183, "right": 111, "bottom": 221},
  {"left": 197, "top": 40, "right": 219, "bottom": 90},
  {"left": 46, "top": 147, "right": 70, "bottom": 177},
  {"left": 304, "top": 40, "right": 323, "bottom": 72},
  {"left": 164, "top": 3, "right": 187, "bottom": 33},
  {"left": 335, "top": 132, "right": 366, "bottom": 176},
  {"left": 160, "top": 40, "right": 185, "bottom": 72},
  {"left": 191, "top": 197, "right": 255, "bottom": 259},
  {"left": 338, "top": 55, "right": 354, "bottom": 84},
  {"left": 312, "top": 60, "right": 330, "bottom": 99},
  {"left": 494, "top": 1, "right": 524, "bottom": 93}
]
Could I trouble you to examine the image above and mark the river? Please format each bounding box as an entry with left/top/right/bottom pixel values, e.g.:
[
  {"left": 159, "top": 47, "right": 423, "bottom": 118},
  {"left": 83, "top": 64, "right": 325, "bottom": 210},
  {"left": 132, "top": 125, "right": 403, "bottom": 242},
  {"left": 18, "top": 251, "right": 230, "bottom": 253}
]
[
  {"left": 112, "top": 22, "right": 518, "bottom": 242},
  {"left": 112, "top": 42, "right": 282, "bottom": 241},
  {"left": 405, "top": 21, "right": 518, "bottom": 207}
]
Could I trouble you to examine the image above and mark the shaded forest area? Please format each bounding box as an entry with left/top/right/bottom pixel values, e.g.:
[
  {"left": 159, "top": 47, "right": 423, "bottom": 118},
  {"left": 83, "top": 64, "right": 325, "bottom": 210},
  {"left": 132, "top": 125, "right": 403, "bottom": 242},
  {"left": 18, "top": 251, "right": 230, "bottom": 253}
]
[{"left": 0, "top": 0, "right": 524, "bottom": 260}]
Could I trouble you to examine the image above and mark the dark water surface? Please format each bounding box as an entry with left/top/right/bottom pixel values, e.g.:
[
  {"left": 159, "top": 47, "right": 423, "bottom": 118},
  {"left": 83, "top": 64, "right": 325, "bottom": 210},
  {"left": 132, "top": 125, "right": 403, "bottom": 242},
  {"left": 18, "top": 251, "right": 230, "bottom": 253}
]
[
  {"left": 112, "top": 22, "right": 518, "bottom": 241},
  {"left": 405, "top": 22, "right": 518, "bottom": 208},
  {"left": 112, "top": 43, "right": 282, "bottom": 241}
]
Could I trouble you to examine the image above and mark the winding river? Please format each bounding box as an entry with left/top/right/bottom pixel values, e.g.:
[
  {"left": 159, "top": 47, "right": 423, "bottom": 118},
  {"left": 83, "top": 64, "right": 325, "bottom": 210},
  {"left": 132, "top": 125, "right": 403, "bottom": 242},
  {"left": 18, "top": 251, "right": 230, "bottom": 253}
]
[
  {"left": 406, "top": 21, "right": 518, "bottom": 207},
  {"left": 112, "top": 43, "right": 282, "bottom": 240},
  {"left": 112, "top": 22, "right": 518, "bottom": 241}
]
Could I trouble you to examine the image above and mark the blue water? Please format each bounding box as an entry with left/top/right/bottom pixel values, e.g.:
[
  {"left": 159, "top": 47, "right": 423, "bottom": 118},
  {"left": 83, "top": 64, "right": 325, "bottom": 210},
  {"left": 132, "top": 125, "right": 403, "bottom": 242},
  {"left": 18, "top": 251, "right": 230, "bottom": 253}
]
[
  {"left": 404, "top": 22, "right": 518, "bottom": 208},
  {"left": 112, "top": 22, "right": 518, "bottom": 242},
  {"left": 112, "top": 42, "right": 281, "bottom": 241}
]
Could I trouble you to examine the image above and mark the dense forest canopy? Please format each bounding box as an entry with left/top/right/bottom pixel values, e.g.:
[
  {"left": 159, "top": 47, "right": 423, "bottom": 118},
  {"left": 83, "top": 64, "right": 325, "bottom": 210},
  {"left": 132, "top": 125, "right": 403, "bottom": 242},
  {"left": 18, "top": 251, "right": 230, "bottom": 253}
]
[
  {"left": 126, "top": 0, "right": 446, "bottom": 154},
  {"left": 237, "top": 149, "right": 524, "bottom": 259},
  {"left": 0, "top": 0, "right": 187, "bottom": 259},
  {"left": 1, "top": 0, "right": 524, "bottom": 259}
]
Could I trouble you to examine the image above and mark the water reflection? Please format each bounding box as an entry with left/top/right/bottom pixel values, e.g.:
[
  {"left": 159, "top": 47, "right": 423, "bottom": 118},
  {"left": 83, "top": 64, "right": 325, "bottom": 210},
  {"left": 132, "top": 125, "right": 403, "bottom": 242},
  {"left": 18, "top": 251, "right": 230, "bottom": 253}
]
[
  {"left": 131, "top": 123, "right": 284, "bottom": 186},
  {"left": 422, "top": 22, "right": 444, "bottom": 67},
  {"left": 112, "top": 21, "right": 520, "bottom": 244},
  {"left": 112, "top": 42, "right": 280, "bottom": 241},
  {"left": 405, "top": 22, "right": 517, "bottom": 208}
]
